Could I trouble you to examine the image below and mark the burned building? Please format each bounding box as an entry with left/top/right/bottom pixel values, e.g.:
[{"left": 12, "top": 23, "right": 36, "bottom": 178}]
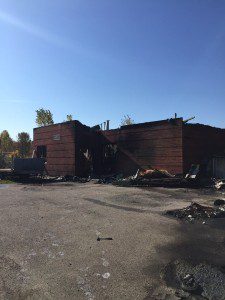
[
  {"left": 33, "top": 121, "right": 96, "bottom": 177},
  {"left": 33, "top": 118, "right": 225, "bottom": 178}
]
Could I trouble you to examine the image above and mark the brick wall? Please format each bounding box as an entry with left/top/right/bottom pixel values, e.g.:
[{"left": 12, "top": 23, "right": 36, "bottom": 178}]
[
  {"left": 100, "top": 118, "right": 183, "bottom": 175},
  {"left": 33, "top": 122, "right": 76, "bottom": 176},
  {"left": 33, "top": 119, "right": 225, "bottom": 178}
]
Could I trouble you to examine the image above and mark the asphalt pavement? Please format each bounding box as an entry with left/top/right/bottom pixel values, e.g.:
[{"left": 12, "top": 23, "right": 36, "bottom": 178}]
[{"left": 0, "top": 182, "right": 223, "bottom": 299}]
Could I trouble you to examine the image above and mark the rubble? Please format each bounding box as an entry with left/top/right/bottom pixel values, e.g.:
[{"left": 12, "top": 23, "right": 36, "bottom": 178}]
[
  {"left": 53, "top": 175, "right": 91, "bottom": 183},
  {"left": 136, "top": 169, "right": 174, "bottom": 179},
  {"left": 185, "top": 164, "right": 200, "bottom": 179},
  {"left": 94, "top": 168, "right": 225, "bottom": 189},
  {"left": 96, "top": 175, "right": 118, "bottom": 184},
  {"left": 1, "top": 163, "right": 224, "bottom": 191},
  {"left": 166, "top": 202, "right": 225, "bottom": 222},
  {"left": 214, "top": 179, "right": 225, "bottom": 190},
  {"left": 114, "top": 169, "right": 185, "bottom": 187}
]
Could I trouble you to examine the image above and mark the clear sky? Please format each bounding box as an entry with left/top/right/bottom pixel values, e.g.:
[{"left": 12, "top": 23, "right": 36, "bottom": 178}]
[{"left": 0, "top": 0, "right": 225, "bottom": 139}]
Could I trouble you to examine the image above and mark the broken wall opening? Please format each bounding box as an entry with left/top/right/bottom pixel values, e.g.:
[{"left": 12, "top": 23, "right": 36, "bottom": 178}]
[
  {"left": 102, "top": 143, "right": 118, "bottom": 174},
  {"left": 36, "top": 145, "right": 47, "bottom": 158}
]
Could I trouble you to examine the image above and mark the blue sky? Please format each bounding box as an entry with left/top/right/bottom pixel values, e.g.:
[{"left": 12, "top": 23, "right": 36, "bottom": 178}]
[{"left": 0, "top": 0, "right": 225, "bottom": 139}]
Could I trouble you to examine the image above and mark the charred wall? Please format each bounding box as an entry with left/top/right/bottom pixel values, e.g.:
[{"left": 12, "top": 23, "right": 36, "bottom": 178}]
[
  {"left": 183, "top": 123, "right": 225, "bottom": 173},
  {"left": 99, "top": 119, "right": 184, "bottom": 176},
  {"left": 74, "top": 122, "right": 100, "bottom": 177}
]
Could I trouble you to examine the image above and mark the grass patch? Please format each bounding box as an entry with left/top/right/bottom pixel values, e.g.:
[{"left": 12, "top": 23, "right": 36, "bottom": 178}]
[{"left": 0, "top": 179, "right": 15, "bottom": 184}]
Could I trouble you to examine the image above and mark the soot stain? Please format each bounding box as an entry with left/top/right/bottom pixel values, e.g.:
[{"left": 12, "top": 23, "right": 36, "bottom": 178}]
[{"left": 143, "top": 219, "right": 225, "bottom": 299}]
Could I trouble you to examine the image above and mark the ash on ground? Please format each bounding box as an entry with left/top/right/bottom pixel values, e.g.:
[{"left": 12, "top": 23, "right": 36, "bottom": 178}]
[
  {"left": 166, "top": 202, "right": 225, "bottom": 222},
  {"left": 162, "top": 259, "right": 225, "bottom": 300}
]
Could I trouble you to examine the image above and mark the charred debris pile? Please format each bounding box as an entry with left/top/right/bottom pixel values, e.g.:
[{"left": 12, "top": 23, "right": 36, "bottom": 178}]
[
  {"left": 96, "top": 167, "right": 225, "bottom": 190},
  {"left": 112, "top": 169, "right": 184, "bottom": 187},
  {"left": 166, "top": 202, "right": 225, "bottom": 222},
  {"left": 1, "top": 162, "right": 225, "bottom": 191}
]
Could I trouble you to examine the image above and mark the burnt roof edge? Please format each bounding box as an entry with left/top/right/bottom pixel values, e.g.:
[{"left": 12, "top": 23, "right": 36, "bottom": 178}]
[
  {"left": 119, "top": 117, "right": 183, "bottom": 130},
  {"left": 33, "top": 120, "right": 89, "bottom": 131},
  {"left": 184, "top": 122, "right": 225, "bottom": 131}
]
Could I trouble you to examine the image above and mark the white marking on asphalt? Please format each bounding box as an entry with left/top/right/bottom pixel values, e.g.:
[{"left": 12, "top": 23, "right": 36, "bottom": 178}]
[
  {"left": 102, "top": 272, "right": 110, "bottom": 279},
  {"left": 95, "top": 230, "right": 101, "bottom": 236},
  {"left": 52, "top": 242, "right": 59, "bottom": 247},
  {"left": 77, "top": 276, "right": 94, "bottom": 300},
  {"left": 101, "top": 258, "right": 109, "bottom": 267},
  {"left": 27, "top": 249, "right": 37, "bottom": 259},
  {"left": 48, "top": 252, "right": 55, "bottom": 259},
  {"left": 42, "top": 248, "right": 55, "bottom": 259}
]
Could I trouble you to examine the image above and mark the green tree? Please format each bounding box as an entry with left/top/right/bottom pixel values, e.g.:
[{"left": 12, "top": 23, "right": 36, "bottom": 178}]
[
  {"left": 66, "top": 114, "right": 73, "bottom": 121},
  {"left": 17, "top": 132, "right": 31, "bottom": 158},
  {"left": 120, "top": 115, "right": 134, "bottom": 126},
  {"left": 35, "top": 108, "right": 54, "bottom": 127},
  {"left": 0, "top": 130, "right": 13, "bottom": 152}
]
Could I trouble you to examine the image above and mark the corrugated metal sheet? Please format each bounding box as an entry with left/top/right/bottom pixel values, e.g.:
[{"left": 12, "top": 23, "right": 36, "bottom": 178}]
[
  {"left": 183, "top": 124, "right": 225, "bottom": 173},
  {"left": 212, "top": 157, "right": 225, "bottom": 179}
]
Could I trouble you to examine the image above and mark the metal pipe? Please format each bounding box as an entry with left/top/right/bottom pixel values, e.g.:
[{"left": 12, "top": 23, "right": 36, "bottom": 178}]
[{"left": 106, "top": 120, "right": 110, "bottom": 130}]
